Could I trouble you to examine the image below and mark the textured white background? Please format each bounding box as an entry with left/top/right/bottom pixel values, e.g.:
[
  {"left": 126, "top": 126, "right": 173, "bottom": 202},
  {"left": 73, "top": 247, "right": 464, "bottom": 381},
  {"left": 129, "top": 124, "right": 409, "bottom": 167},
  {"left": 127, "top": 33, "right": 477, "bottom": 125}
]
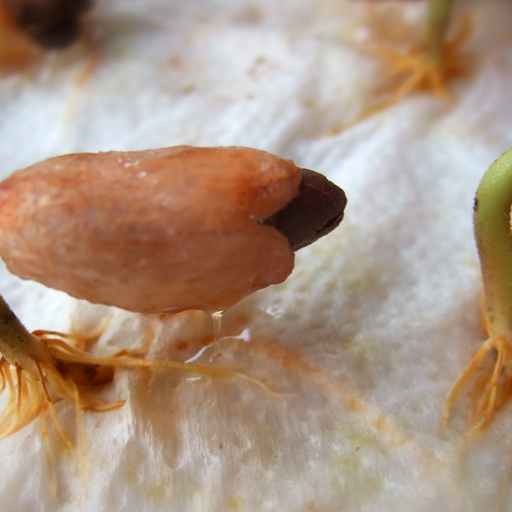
[{"left": 1, "top": 0, "right": 512, "bottom": 510}]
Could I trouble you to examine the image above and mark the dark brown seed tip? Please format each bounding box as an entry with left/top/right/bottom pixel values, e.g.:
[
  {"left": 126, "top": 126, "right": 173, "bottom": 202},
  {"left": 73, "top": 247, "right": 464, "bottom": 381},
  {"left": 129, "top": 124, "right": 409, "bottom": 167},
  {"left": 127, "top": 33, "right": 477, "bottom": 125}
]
[{"left": 264, "top": 168, "right": 347, "bottom": 251}]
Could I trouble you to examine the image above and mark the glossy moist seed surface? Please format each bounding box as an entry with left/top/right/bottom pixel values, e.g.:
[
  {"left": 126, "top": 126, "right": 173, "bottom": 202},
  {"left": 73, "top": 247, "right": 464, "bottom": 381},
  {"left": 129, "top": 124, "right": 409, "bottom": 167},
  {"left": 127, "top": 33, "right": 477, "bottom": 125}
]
[{"left": 0, "top": 146, "right": 301, "bottom": 314}]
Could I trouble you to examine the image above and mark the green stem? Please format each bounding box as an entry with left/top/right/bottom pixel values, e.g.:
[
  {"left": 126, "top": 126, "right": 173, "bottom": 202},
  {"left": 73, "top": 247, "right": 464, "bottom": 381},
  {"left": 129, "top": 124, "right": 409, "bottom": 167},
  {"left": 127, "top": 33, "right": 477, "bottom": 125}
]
[
  {"left": 474, "top": 147, "right": 512, "bottom": 339},
  {"left": 0, "top": 294, "right": 54, "bottom": 371},
  {"left": 422, "top": 0, "right": 453, "bottom": 65}
]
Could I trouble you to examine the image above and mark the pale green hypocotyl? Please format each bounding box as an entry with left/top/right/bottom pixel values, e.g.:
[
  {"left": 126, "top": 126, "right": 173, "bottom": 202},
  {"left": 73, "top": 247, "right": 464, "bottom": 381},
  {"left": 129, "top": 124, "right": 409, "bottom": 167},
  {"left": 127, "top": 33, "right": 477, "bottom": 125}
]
[
  {"left": 423, "top": 0, "right": 453, "bottom": 65},
  {"left": 444, "top": 147, "right": 512, "bottom": 430},
  {"left": 473, "top": 148, "right": 512, "bottom": 338}
]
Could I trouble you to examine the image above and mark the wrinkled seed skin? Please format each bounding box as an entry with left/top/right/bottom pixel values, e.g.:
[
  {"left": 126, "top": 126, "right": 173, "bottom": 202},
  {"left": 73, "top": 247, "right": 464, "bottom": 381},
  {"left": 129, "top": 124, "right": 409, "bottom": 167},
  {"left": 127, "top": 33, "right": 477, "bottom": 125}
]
[{"left": 0, "top": 146, "right": 300, "bottom": 314}]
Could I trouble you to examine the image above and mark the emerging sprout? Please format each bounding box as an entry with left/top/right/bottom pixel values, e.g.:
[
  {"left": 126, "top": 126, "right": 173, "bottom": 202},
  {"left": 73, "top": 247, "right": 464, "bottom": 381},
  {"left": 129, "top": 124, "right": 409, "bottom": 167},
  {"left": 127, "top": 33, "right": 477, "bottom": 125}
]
[
  {"left": 0, "top": 293, "right": 274, "bottom": 491},
  {"left": 444, "top": 146, "right": 512, "bottom": 431},
  {"left": 352, "top": 0, "right": 471, "bottom": 128}
]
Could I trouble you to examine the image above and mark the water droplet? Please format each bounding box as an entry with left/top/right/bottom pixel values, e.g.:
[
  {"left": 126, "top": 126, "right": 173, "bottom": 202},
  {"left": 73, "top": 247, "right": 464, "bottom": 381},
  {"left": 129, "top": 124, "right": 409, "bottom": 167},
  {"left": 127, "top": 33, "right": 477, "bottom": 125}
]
[
  {"left": 185, "top": 344, "right": 209, "bottom": 364},
  {"left": 123, "top": 160, "right": 141, "bottom": 168},
  {"left": 265, "top": 305, "right": 284, "bottom": 318},
  {"left": 211, "top": 310, "right": 225, "bottom": 359},
  {"left": 237, "top": 327, "right": 251, "bottom": 343}
]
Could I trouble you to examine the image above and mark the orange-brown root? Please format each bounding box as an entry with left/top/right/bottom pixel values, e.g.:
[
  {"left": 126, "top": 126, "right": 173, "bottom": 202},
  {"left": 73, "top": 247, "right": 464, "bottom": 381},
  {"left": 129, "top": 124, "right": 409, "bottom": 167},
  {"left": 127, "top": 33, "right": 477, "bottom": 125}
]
[
  {"left": 37, "top": 331, "right": 277, "bottom": 395},
  {"left": 0, "top": 327, "right": 277, "bottom": 494},
  {"left": 349, "top": 15, "right": 473, "bottom": 129},
  {"left": 39, "top": 409, "right": 58, "bottom": 496},
  {"left": 0, "top": 329, "right": 276, "bottom": 450},
  {"left": 33, "top": 312, "right": 112, "bottom": 353},
  {"left": 374, "top": 15, "right": 472, "bottom": 98},
  {"left": 74, "top": 16, "right": 101, "bottom": 85},
  {"left": 0, "top": 359, "right": 45, "bottom": 439},
  {"left": 443, "top": 335, "right": 512, "bottom": 434}
]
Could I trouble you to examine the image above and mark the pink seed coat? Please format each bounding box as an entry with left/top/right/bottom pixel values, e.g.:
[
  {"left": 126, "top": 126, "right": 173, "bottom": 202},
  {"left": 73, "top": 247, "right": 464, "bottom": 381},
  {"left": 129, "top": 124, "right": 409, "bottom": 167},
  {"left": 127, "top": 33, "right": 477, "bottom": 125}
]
[{"left": 0, "top": 146, "right": 301, "bottom": 314}]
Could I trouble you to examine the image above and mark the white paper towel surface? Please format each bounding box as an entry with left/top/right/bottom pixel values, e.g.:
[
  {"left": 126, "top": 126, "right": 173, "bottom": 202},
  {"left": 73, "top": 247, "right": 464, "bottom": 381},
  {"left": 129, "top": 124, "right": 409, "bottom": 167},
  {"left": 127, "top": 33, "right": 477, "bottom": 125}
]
[{"left": 1, "top": 0, "right": 512, "bottom": 510}]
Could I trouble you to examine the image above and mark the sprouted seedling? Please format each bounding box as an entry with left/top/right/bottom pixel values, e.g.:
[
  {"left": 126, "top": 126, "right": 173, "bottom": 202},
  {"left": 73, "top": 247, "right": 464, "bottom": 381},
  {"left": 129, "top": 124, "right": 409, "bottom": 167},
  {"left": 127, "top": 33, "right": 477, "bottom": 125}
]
[
  {"left": 0, "top": 293, "right": 276, "bottom": 491},
  {"left": 443, "top": 147, "right": 512, "bottom": 432},
  {"left": 376, "top": 0, "right": 470, "bottom": 100},
  {"left": 351, "top": 0, "right": 471, "bottom": 127}
]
